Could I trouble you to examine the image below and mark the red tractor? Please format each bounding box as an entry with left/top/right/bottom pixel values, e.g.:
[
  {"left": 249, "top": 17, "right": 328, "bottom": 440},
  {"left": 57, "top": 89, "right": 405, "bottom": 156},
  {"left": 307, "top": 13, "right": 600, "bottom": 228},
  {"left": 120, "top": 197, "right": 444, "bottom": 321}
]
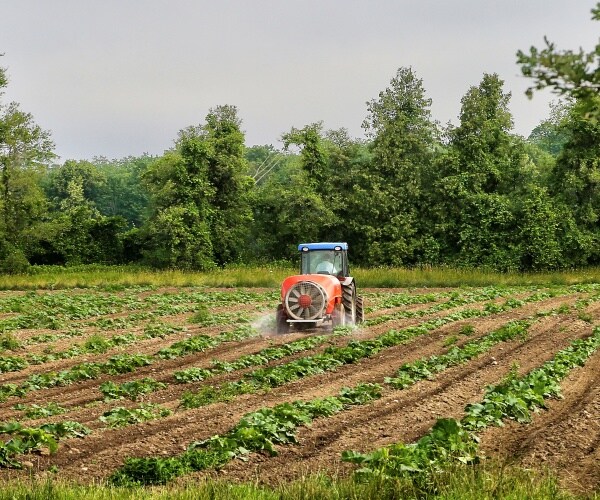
[{"left": 276, "top": 242, "right": 365, "bottom": 333}]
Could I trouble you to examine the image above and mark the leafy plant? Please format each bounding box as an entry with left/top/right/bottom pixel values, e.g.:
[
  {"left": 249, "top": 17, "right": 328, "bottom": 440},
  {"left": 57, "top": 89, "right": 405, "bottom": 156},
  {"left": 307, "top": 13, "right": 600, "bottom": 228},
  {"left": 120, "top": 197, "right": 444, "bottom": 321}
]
[
  {"left": 100, "top": 404, "right": 171, "bottom": 427},
  {"left": 0, "top": 355, "right": 28, "bottom": 373},
  {"left": 83, "top": 334, "right": 112, "bottom": 353},
  {"left": 14, "top": 402, "right": 67, "bottom": 418},
  {"left": 459, "top": 324, "right": 474, "bottom": 336},
  {"left": 0, "top": 333, "right": 21, "bottom": 351},
  {"left": 443, "top": 335, "right": 458, "bottom": 347},
  {"left": 100, "top": 378, "right": 166, "bottom": 401},
  {"left": 0, "top": 420, "right": 90, "bottom": 469}
]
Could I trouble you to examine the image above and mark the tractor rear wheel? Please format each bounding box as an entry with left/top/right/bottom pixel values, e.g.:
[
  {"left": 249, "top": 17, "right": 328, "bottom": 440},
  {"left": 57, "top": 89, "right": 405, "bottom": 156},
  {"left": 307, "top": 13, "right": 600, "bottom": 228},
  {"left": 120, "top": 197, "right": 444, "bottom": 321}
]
[
  {"left": 356, "top": 296, "right": 365, "bottom": 324},
  {"left": 276, "top": 304, "right": 289, "bottom": 334},
  {"left": 342, "top": 284, "right": 356, "bottom": 325}
]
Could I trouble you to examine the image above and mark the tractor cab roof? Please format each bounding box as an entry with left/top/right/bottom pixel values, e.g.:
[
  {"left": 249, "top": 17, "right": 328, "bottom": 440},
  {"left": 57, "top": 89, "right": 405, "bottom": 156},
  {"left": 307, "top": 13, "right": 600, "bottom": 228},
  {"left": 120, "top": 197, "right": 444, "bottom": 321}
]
[{"left": 298, "top": 242, "right": 348, "bottom": 252}]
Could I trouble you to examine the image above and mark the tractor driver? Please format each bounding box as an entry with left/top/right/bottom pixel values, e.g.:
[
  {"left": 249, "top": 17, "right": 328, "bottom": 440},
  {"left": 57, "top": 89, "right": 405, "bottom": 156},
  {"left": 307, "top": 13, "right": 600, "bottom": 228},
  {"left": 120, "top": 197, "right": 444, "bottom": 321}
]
[{"left": 315, "top": 254, "right": 337, "bottom": 275}]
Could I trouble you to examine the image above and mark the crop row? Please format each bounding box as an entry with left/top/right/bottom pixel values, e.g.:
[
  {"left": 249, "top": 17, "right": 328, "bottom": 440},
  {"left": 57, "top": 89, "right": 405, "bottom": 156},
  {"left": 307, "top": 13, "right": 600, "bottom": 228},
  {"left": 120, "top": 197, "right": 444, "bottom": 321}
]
[
  {"left": 0, "top": 323, "right": 262, "bottom": 402},
  {"left": 384, "top": 320, "right": 531, "bottom": 388}
]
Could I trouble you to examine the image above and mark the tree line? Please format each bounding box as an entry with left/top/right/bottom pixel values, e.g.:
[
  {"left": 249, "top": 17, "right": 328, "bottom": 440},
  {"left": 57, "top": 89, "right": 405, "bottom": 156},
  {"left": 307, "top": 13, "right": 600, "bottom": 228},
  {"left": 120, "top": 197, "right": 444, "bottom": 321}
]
[{"left": 0, "top": 5, "right": 598, "bottom": 273}]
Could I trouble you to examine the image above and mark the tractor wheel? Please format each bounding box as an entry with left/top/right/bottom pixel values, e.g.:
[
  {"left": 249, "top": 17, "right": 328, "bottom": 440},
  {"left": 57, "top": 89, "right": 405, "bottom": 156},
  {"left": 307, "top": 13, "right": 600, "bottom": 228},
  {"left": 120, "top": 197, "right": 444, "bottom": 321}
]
[
  {"left": 356, "top": 296, "right": 365, "bottom": 324},
  {"left": 342, "top": 284, "right": 356, "bottom": 325},
  {"left": 276, "top": 304, "right": 289, "bottom": 334},
  {"left": 331, "top": 302, "right": 346, "bottom": 329}
]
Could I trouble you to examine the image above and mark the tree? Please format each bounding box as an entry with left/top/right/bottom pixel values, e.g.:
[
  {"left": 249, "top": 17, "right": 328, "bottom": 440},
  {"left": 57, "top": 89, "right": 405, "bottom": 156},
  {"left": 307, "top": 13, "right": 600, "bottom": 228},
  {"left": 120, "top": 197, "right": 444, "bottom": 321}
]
[
  {"left": 0, "top": 61, "right": 55, "bottom": 269},
  {"left": 434, "top": 73, "right": 542, "bottom": 270},
  {"left": 142, "top": 149, "right": 215, "bottom": 270},
  {"left": 527, "top": 100, "right": 572, "bottom": 157},
  {"left": 282, "top": 122, "right": 329, "bottom": 193},
  {"left": 360, "top": 66, "right": 440, "bottom": 265},
  {"left": 44, "top": 160, "right": 105, "bottom": 207},
  {"left": 517, "top": 3, "right": 600, "bottom": 120},
  {"left": 546, "top": 98, "right": 600, "bottom": 265},
  {"left": 250, "top": 160, "right": 335, "bottom": 261},
  {"left": 201, "top": 105, "right": 254, "bottom": 265},
  {"left": 90, "top": 155, "right": 153, "bottom": 227},
  {"left": 142, "top": 105, "right": 252, "bottom": 269}
]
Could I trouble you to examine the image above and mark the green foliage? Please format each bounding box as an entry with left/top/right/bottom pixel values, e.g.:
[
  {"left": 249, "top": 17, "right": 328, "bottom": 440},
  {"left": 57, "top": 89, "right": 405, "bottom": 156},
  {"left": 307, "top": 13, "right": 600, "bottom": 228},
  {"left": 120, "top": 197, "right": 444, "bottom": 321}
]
[
  {"left": 431, "top": 73, "right": 545, "bottom": 271},
  {"left": 0, "top": 420, "right": 89, "bottom": 469},
  {"left": 83, "top": 334, "right": 111, "bottom": 353},
  {"left": 0, "top": 333, "right": 20, "bottom": 351},
  {"left": 189, "top": 304, "right": 210, "bottom": 324},
  {"left": 358, "top": 67, "right": 439, "bottom": 265},
  {"left": 88, "top": 155, "right": 153, "bottom": 227},
  {"left": 517, "top": 3, "right": 600, "bottom": 120},
  {"left": 100, "top": 378, "right": 166, "bottom": 401},
  {"left": 142, "top": 105, "right": 252, "bottom": 269},
  {"left": 99, "top": 404, "right": 171, "bottom": 427},
  {"left": 0, "top": 66, "right": 55, "bottom": 270},
  {"left": 0, "top": 354, "right": 27, "bottom": 373},
  {"left": 342, "top": 418, "right": 478, "bottom": 486},
  {"left": 459, "top": 324, "right": 475, "bottom": 336},
  {"left": 14, "top": 402, "right": 66, "bottom": 418}
]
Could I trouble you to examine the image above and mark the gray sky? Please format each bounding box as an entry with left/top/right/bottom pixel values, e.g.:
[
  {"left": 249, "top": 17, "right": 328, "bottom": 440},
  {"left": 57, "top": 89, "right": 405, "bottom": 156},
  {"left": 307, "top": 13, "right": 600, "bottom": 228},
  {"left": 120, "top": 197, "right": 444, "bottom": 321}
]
[{"left": 1, "top": 0, "right": 598, "bottom": 161}]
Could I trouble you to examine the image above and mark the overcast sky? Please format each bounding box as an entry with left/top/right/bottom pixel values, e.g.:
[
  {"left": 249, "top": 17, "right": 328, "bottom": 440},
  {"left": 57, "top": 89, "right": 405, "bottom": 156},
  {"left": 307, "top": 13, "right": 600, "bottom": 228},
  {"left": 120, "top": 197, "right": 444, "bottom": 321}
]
[{"left": 1, "top": 0, "right": 598, "bottom": 161}]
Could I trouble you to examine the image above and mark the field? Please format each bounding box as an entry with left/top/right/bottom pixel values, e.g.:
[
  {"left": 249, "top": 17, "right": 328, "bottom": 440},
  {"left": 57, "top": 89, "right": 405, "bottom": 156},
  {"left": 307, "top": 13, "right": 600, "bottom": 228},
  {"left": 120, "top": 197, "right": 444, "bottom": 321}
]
[{"left": 0, "top": 280, "right": 599, "bottom": 497}]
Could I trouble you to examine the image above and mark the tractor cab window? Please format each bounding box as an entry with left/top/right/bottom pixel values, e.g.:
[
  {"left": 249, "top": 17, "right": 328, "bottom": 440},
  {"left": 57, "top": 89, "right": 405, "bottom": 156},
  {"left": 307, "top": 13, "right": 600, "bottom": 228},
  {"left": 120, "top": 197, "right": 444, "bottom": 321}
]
[{"left": 301, "top": 250, "right": 343, "bottom": 276}]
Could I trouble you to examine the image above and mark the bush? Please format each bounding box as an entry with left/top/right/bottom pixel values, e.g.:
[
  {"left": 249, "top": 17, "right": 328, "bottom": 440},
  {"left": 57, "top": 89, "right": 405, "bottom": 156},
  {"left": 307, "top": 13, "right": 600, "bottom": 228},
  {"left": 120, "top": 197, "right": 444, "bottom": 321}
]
[{"left": 0, "top": 248, "right": 30, "bottom": 274}]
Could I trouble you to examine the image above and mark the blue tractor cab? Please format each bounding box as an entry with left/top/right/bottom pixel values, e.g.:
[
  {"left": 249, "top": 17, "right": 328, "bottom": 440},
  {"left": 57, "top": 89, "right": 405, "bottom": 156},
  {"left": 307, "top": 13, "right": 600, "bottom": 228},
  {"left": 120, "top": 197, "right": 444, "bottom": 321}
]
[{"left": 298, "top": 242, "right": 349, "bottom": 277}]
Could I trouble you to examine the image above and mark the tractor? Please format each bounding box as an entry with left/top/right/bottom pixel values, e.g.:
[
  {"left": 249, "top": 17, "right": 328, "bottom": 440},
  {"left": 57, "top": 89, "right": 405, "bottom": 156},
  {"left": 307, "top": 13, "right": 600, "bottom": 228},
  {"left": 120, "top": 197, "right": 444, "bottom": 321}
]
[{"left": 276, "top": 242, "right": 365, "bottom": 334}]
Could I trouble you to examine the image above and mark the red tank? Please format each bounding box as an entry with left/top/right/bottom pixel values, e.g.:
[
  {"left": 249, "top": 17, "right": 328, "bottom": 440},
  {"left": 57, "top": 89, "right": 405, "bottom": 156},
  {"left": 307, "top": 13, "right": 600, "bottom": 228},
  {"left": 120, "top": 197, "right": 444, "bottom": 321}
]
[{"left": 280, "top": 274, "right": 342, "bottom": 320}]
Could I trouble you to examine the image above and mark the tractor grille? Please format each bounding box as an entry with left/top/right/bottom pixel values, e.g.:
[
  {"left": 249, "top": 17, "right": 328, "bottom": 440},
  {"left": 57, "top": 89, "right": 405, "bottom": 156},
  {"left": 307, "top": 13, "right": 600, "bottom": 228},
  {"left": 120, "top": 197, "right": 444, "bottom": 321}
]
[{"left": 285, "top": 281, "right": 326, "bottom": 320}]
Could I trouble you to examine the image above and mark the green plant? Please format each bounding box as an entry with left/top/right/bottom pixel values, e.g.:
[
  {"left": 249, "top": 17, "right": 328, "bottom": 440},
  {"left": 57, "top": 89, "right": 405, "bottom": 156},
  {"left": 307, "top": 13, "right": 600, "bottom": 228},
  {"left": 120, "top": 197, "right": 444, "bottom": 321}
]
[
  {"left": 83, "top": 334, "right": 111, "bottom": 353},
  {"left": 189, "top": 305, "right": 210, "bottom": 324},
  {"left": 13, "top": 402, "right": 67, "bottom": 418},
  {"left": 99, "top": 404, "right": 171, "bottom": 427},
  {"left": 100, "top": 378, "right": 166, "bottom": 401},
  {"left": 0, "top": 333, "right": 21, "bottom": 351},
  {"left": 0, "top": 356, "right": 28, "bottom": 373},
  {"left": 443, "top": 335, "right": 458, "bottom": 347},
  {"left": 459, "top": 324, "right": 475, "bottom": 336}
]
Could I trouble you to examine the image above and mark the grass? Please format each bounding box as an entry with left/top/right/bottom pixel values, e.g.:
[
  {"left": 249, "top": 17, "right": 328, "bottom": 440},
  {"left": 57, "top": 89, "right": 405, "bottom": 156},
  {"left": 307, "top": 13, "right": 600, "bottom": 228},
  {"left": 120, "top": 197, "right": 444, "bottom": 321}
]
[
  {"left": 2, "top": 264, "right": 600, "bottom": 289},
  {"left": 0, "top": 463, "right": 585, "bottom": 499}
]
